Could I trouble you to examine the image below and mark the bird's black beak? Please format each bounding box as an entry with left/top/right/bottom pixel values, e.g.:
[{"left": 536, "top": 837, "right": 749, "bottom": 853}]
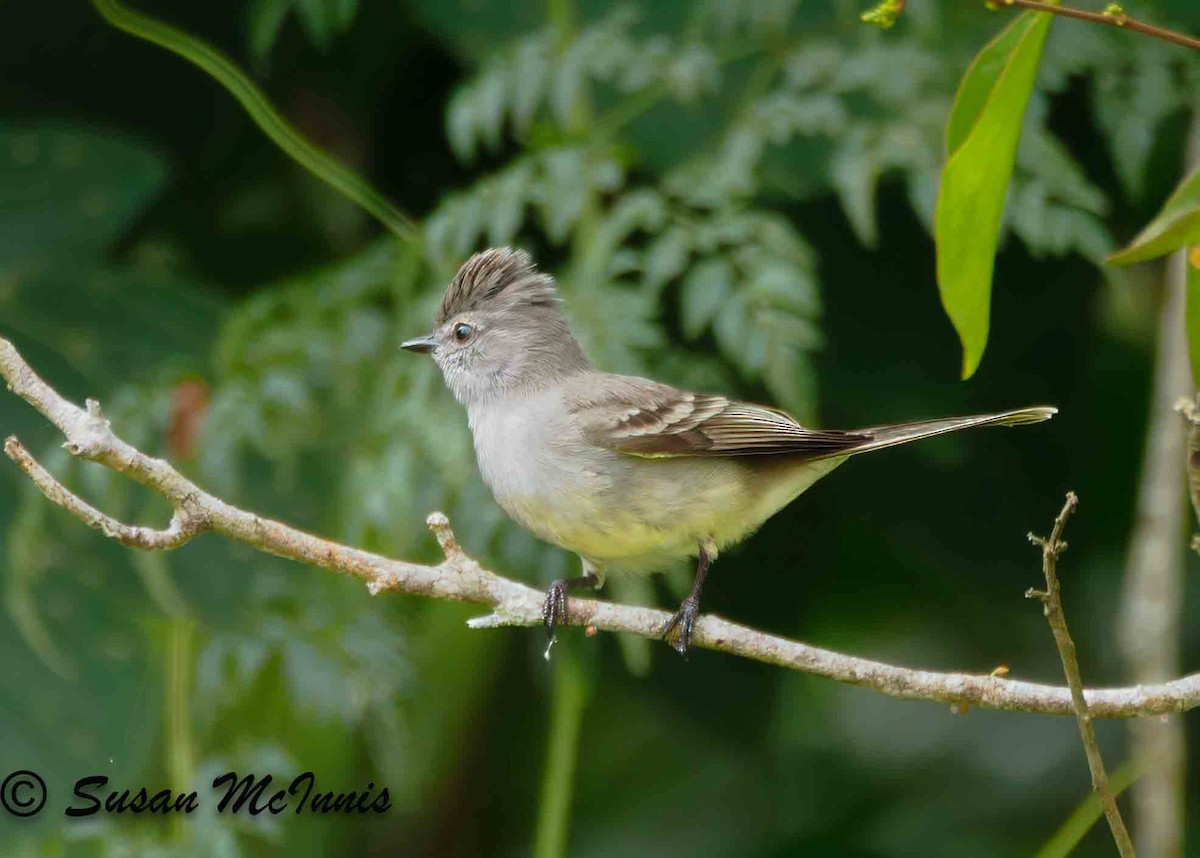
[{"left": 401, "top": 334, "right": 438, "bottom": 354}]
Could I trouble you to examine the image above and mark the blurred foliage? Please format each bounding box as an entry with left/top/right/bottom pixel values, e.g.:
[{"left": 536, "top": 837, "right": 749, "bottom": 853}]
[
  {"left": 247, "top": 0, "right": 360, "bottom": 63},
  {"left": 1, "top": 0, "right": 1199, "bottom": 856}
]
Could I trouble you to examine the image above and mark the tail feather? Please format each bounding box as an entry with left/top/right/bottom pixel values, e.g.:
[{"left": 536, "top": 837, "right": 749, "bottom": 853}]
[{"left": 840, "top": 406, "right": 1056, "bottom": 458}]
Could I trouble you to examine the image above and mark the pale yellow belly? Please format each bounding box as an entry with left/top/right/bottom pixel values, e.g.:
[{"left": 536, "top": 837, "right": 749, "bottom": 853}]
[{"left": 495, "top": 454, "right": 847, "bottom": 572}]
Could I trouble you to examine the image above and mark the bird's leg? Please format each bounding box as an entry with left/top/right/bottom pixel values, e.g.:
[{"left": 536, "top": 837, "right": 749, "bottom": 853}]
[
  {"left": 661, "top": 539, "right": 717, "bottom": 657},
  {"left": 542, "top": 568, "right": 603, "bottom": 648}
]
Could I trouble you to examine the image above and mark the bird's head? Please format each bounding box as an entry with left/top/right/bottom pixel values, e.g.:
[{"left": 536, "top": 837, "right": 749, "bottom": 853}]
[{"left": 402, "top": 247, "right": 589, "bottom": 406}]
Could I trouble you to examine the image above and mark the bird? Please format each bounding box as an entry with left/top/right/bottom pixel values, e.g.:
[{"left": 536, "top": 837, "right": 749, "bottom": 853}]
[{"left": 402, "top": 247, "right": 1056, "bottom": 656}]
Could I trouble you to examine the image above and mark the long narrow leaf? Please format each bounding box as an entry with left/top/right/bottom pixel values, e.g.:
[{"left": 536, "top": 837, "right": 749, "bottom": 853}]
[
  {"left": 90, "top": 0, "right": 416, "bottom": 241},
  {"left": 1034, "top": 760, "right": 1145, "bottom": 858},
  {"left": 935, "top": 12, "right": 1052, "bottom": 378},
  {"left": 1188, "top": 248, "right": 1200, "bottom": 385},
  {"left": 1109, "top": 168, "right": 1200, "bottom": 265},
  {"left": 945, "top": 16, "right": 1039, "bottom": 156}
]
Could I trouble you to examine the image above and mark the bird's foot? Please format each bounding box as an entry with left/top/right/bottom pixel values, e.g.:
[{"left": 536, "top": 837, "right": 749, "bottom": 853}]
[
  {"left": 660, "top": 595, "right": 701, "bottom": 657},
  {"left": 543, "top": 581, "right": 570, "bottom": 643},
  {"left": 541, "top": 574, "right": 600, "bottom": 658}
]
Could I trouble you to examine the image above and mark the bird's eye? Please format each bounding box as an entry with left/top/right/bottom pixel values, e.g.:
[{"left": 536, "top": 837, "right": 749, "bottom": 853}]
[{"left": 453, "top": 323, "right": 473, "bottom": 343}]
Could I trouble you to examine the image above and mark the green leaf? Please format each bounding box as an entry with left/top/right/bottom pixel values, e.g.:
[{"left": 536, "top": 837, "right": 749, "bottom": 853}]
[
  {"left": 475, "top": 67, "right": 509, "bottom": 153},
  {"left": 713, "top": 291, "right": 756, "bottom": 370},
  {"left": 749, "top": 260, "right": 819, "bottom": 316},
  {"left": 486, "top": 164, "right": 531, "bottom": 246},
  {"left": 935, "top": 11, "right": 1052, "bottom": 379},
  {"left": 1094, "top": 48, "right": 1180, "bottom": 199},
  {"left": 763, "top": 343, "right": 816, "bottom": 423},
  {"left": 511, "top": 39, "right": 549, "bottom": 135},
  {"left": 247, "top": 0, "right": 292, "bottom": 65},
  {"left": 1188, "top": 251, "right": 1200, "bottom": 386},
  {"left": 1108, "top": 168, "right": 1200, "bottom": 265},
  {"left": 681, "top": 258, "right": 733, "bottom": 340},
  {"left": 643, "top": 227, "right": 691, "bottom": 291},
  {"left": 295, "top": 0, "right": 334, "bottom": 51},
  {"left": 944, "top": 16, "right": 1040, "bottom": 156},
  {"left": 446, "top": 87, "right": 477, "bottom": 163},
  {"left": 1034, "top": 759, "right": 1145, "bottom": 858},
  {"left": 830, "top": 128, "right": 880, "bottom": 247},
  {"left": 536, "top": 149, "right": 589, "bottom": 243}
]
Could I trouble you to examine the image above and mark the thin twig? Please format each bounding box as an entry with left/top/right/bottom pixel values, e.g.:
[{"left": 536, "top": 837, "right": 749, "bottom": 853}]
[
  {"left": 4, "top": 437, "right": 204, "bottom": 549},
  {"left": 1028, "top": 493, "right": 1136, "bottom": 857},
  {"left": 4, "top": 335, "right": 1200, "bottom": 718},
  {"left": 993, "top": 0, "right": 1200, "bottom": 54}
]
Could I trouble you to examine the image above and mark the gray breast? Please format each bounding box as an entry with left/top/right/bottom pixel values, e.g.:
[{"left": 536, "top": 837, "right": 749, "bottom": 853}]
[{"left": 468, "top": 392, "right": 609, "bottom": 539}]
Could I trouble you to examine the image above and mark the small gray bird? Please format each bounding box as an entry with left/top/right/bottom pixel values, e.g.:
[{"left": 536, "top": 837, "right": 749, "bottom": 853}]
[{"left": 403, "top": 247, "right": 1056, "bottom": 655}]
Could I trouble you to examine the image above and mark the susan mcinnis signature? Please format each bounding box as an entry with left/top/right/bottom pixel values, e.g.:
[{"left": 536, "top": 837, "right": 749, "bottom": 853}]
[{"left": 0, "top": 769, "right": 393, "bottom": 818}]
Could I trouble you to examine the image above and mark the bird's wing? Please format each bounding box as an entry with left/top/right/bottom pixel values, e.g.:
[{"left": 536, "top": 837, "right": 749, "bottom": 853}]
[{"left": 564, "top": 373, "right": 870, "bottom": 458}]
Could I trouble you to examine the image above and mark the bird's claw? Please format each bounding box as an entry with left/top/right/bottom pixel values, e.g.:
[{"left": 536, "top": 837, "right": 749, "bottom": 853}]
[
  {"left": 542, "top": 579, "right": 571, "bottom": 644},
  {"left": 540, "top": 573, "right": 602, "bottom": 659},
  {"left": 661, "top": 595, "right": 700, "bottom": 657}
]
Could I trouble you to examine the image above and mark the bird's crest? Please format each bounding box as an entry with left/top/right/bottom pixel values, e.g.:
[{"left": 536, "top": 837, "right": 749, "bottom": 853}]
[{"left": 437, "top": 247, "right": 559, "bottom": 324}]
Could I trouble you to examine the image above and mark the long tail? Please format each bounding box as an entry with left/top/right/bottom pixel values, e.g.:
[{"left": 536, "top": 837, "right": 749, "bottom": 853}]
[{"left": 837, "top": 406, "right": 1057, "bottom": 458}]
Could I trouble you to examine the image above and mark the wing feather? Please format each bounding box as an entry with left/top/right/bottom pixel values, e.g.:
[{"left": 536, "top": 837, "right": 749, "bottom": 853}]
[
  {"left": 564, "top": 374, "right": 870, "bottom": 458},
  {"left": 562, "top": 374, "right": 1055, "bottom": 460}
]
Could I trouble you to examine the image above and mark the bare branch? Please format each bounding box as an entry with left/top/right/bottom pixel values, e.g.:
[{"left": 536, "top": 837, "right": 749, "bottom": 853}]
[
  {"left": 4, "top": 436, "right": 205, "bottom": 549},
  {"left": 993, "top": 0, "right": 1200, "bottom": 54},
  {"left": 1029, "top": 493, "right": 1135, "bottom": 857},
  {"left": 4, "top": 334, "right": 1200, "bottom": 718}
]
